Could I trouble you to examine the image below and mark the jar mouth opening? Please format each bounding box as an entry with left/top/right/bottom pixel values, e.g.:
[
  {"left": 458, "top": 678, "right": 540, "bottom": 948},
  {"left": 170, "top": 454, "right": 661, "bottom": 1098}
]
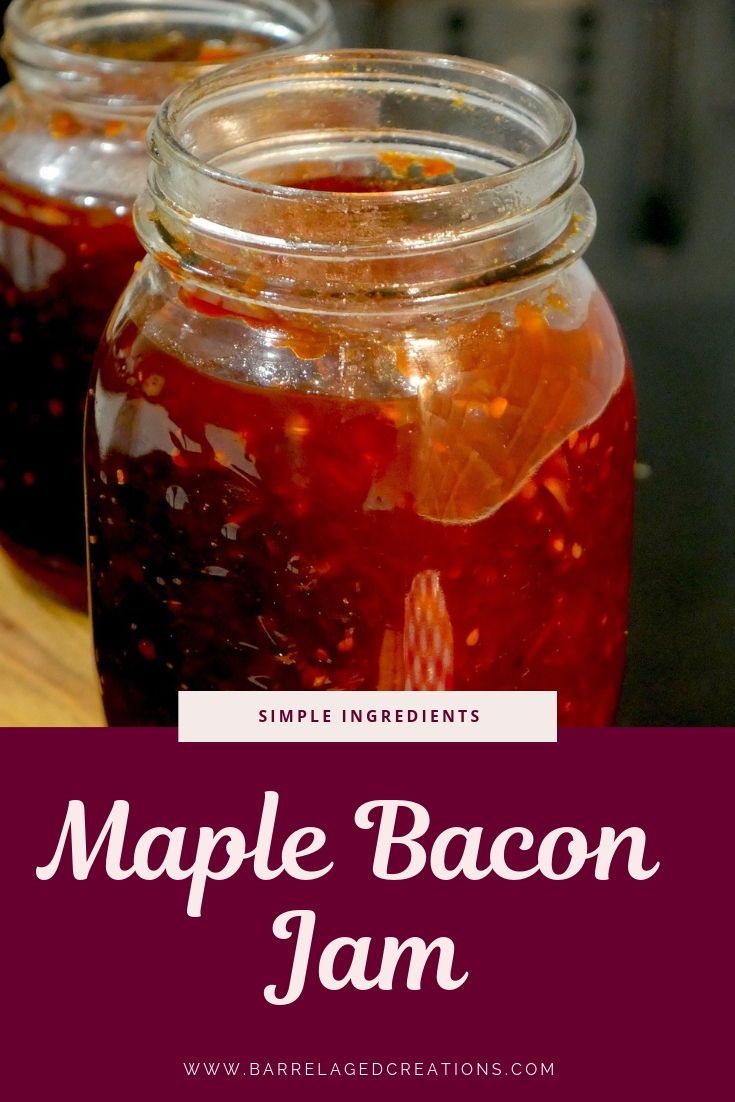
[
  {"left": 3, "top": 0, "right": 335, "bottom": 109},
  {"left": 158, "top": 48, "right": 576, "bottom": 204}
]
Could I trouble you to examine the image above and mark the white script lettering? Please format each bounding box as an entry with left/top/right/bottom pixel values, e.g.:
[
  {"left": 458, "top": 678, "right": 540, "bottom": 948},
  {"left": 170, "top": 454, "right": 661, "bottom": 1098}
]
[
  {"left": 355, "top": 801, "right": 660, "bottom": 882},
  {"left": 36, "top": 794, "right": 333, "bottom": 917},
  {"left": 264, "top": 909, "right": 468, "bottom": 1006}
]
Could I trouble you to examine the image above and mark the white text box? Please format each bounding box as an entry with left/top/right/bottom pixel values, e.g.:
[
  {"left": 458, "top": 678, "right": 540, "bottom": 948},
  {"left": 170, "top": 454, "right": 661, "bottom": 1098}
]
[{"left": 179, "top": 691, "right": 557, "bottom": 743}]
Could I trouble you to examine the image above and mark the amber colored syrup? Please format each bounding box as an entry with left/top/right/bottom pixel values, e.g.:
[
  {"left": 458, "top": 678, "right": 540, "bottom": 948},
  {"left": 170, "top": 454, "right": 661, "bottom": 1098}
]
[
  {"left": 87, "top": 290, "right": 636, "bottom": 725},
  {"left": 0, "top": 176, "right": 142, "bottom": 607}
]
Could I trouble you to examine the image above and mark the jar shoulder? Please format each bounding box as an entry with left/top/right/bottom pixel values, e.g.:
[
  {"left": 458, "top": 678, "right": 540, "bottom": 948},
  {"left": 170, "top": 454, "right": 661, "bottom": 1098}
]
[{"left": 103, "top": 257, "right": 629, "bottom": 395}]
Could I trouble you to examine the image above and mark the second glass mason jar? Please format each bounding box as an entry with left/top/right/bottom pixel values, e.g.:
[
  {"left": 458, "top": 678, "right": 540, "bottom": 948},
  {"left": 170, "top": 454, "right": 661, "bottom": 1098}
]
[
  {"left": 86, "top": 50, "right": 636, "bottom": 726},
  {"left": 0, "top": 0, "right": 336, "bottom": 607}
]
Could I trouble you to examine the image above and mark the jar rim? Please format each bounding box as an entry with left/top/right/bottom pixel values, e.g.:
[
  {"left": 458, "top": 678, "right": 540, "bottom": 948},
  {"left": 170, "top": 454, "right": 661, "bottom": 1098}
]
[
  {"left": 141, "top": 48, "right": 595, "bottom": 314},
  {"left": 3, "top": 0, "right": 336, "bottom": 109},
  {"left": 157, "top": 48, "right": 576, "bottom": 203}
]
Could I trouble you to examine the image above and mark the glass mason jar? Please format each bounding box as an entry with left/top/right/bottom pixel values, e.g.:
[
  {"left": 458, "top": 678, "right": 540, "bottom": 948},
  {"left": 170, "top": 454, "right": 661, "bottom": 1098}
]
[
  {"left": 86, "top": 50, "right": 636, "bottom": 727},
  {"left": 0, "top": 0, "right": 336, "bottom": 608}
]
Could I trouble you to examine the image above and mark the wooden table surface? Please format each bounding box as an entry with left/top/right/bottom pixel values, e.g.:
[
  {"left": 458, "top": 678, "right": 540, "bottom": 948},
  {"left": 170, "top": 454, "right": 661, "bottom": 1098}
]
[{"left": 0, "top": 554, "right": 104, "bottom": 727}]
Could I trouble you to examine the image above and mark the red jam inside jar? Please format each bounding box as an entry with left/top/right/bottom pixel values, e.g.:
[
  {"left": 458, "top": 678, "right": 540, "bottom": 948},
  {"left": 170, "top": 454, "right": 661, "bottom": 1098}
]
[
  {"left": 88, "top": 268, "right": 635, "bottom": 724},
  {"left": 86, "top": 53, "right": 636, "bottom": 725},
  {"left": 0, "top": 178, "right": 141, "bottom": 606}
]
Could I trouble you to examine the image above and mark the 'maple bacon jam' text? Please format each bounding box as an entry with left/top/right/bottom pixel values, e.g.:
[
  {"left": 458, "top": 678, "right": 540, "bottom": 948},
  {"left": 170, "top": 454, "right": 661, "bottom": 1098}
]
[
  {"left": 87, "top": 168, "right": 635, "bottom": 727},
  {"left": 0, "top": 0, "right": 322, "bottom": 606}
]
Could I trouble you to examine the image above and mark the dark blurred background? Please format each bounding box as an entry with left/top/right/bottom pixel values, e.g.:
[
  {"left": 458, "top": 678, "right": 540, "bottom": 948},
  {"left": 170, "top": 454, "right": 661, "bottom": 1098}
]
[
  {"left": 326, "top": 0, "right": 735, "bottom": 725},
  {"left": 2, "top": 0, "right": 733, "bottom": 724}
]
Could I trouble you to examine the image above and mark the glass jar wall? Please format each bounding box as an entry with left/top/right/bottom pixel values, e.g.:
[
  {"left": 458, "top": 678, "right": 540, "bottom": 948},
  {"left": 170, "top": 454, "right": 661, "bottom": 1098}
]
[
  {"left": 85, "top": 51, "right": 636, "bottom": 725},
  {"left": 0, "top": 0, "right": 337, "bottom": 607}
]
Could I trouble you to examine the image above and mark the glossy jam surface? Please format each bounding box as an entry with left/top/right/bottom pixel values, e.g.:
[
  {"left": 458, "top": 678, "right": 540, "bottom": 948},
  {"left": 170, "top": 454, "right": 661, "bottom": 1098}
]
[
  {"left": 0, "top": 176, "right": 141, "bottom": 606},
  {"left": 87, "top": 269, "right": 636, "bottom": 726}
]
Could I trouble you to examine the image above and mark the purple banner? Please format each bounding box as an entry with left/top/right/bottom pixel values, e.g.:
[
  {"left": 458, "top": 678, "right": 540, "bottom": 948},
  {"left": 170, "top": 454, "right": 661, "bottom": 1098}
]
[{"left": 5, "top": 729, "right": 732, "bottom": 1099}]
